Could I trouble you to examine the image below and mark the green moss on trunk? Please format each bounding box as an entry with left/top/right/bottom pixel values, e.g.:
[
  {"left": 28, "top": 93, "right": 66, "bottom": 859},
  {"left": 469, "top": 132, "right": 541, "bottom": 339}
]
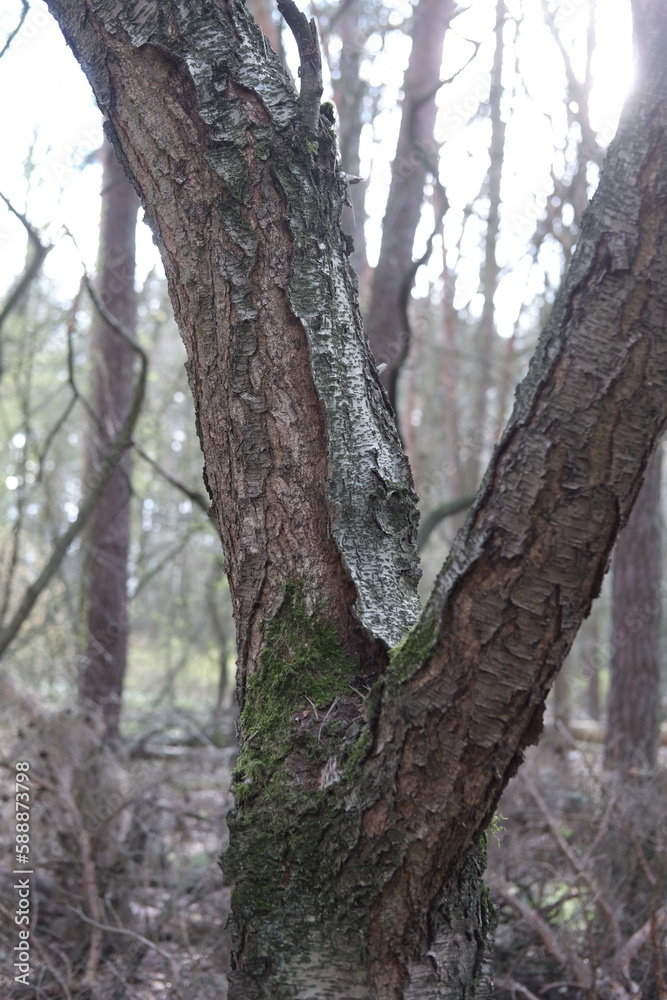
[
  {"left": 233, "top": 580, "right": 359, "bottom": 794},
  {"left": 223, "top": 581, "right": 372, "bottom": 963},
  {"left": 387, "top": 608, "right": 437, "bottom": 682}
]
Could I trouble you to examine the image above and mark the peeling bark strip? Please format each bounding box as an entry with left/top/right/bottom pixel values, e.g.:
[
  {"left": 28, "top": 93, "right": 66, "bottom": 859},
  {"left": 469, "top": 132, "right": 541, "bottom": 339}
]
[
  {"left": 44, "top": 1, "right": 667, "bottom": 998},
  {"left": 46, "top": 0, "right": 421, "bottom": 677}
]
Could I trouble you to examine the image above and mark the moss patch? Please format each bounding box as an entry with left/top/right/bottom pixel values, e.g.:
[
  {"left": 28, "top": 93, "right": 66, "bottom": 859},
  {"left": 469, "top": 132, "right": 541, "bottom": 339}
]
[
  {"left": 224, "top": 582, "right": 371, "bottom": 952},
  {"left": 320, "top": 101, "right": 336, "bottom": 124},
  {"left": 341, "top": 723, "right": 373, "bottom": 780},
  {"left": 234, "top": 580, "right": 357, "bottom": 798},
  {"left": 388, "top": 608, "right": 437, "bottom": 683}
]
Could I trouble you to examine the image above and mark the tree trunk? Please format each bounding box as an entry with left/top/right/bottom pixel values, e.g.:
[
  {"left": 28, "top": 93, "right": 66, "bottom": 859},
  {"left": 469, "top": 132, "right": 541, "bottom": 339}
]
[
  {"left": 464, "top": 0, "right": 505, "bottom": 494},
  {"left": 604, "top": 445, "right": 662, "bottom": 770},
  {"left": 332, "top": 0, "right": 370, "bottom": 285},
  {"left": 365, "top": 0, "right": 453, "bottom": 408},
  {"left": 78, "top": 139, "right": 139, "bottom": 741},
  {"left": 45, "top": 0, "right": 667, "bottom": 995}
]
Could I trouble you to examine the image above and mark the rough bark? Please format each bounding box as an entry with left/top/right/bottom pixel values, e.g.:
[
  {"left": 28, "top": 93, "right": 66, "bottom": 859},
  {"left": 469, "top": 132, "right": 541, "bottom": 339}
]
[
  {"left": 604, "top": 445, "right": 662, "bottom": 770},
  {"left": 365, "top": 0, "right": 453, "bottom": 406},
  {"left": 78, "top": 139, "right": 139, "bottom": 741},
  {"left": 44, "top": 1, "right": 667, "bottom": 997}
]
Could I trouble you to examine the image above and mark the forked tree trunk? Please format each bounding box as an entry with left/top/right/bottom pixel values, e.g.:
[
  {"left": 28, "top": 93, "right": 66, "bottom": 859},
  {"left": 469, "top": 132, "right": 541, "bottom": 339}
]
[
  {"left": 78, "top": 139, "right": 139, "bottom": 741},
  {"left": 45, "top": 1, "right": 667, "bottom": 996}
]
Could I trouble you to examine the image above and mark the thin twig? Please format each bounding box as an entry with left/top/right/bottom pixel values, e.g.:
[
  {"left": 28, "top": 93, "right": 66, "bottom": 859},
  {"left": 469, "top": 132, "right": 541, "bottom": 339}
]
[
  {"left": 71, "top": 908, "right": 186, "bottom": 1000},
  {"left": 0, "top": 192, "right": 52, "bottom": 379},
  {"left": 0, "top": 0, "right": 28, "bottom": 58},
  {"left": 488, "top": 874, "right": 573, "bottom": 975},
  {"left": 0, "top": 275, "right": 148, "bottom": 658},
  {"left": 495, "top": 975, "right": 542, "bottom": 1000},
  {"left": 0, "top": 899, "right": 73, "bottom": 1000},
  {"left": 525, "top": 777, "right": 622, "bottom": 948},
  {"left": 318, "top": 696, "right": 339, "bottom": 740},
  {"left": 617, "top": 906, "right": 667, "bottom": 983},
  {"left": 417, "top": 494, "right": 476, "bottom": 551},
  {"left": 133, "top": 442, "right": 209, "bottom": 513}
]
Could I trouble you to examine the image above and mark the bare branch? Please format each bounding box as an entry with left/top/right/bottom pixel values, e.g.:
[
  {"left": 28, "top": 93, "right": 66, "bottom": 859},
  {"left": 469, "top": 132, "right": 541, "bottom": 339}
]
[
  {"left": 0, "top": 192, "right": 52, "bottom": 379},
  {"left": 525, "top": 778, "right": 623, "bottom": 948},
  {"left": 0, "top": 276, "right": 148, "bottom": 658},
  {"left": 417, "top": 495, "right": 476, "bottom": 551},
  {"left": 494, "top": 976, "right": 542, "bottom": 1000},
  {"left": 0, "top": 899, "right": 74, "bottom": 1000},
  {"left": 71, "top": 907, "right": 187, "bottom": 999},
  {"left": 617, "top": 906, "right": 667, "bottom": 982},
  {"left": 487, "top": 874, "right": 573, "bottom": 975},
  {"left": 276, "top": 0, "right": 322, "bottom": 132},
  {"left": 133, "top": 442, "right": 210, "bottom": 513}
]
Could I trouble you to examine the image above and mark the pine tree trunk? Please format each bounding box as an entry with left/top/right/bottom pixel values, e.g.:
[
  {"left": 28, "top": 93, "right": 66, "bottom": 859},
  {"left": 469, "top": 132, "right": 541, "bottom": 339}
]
[
  {"left": 366, "top": 0, "right": 453, "bottom": 407},
  {"left": 465, "top": 0, "right": 505, "bottom": 494},
  {"left": 604, "top": 446, "right": 662, "bottom": 770},
  {"left": 78, "top": 139, "right": 139, "bottom": 741}
]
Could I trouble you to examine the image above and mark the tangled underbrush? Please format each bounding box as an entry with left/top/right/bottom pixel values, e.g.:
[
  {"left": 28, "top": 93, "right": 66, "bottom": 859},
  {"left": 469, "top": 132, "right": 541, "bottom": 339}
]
[
  {"left": 489, "top": 729, "right": 667, "bottom": 1000},
  {"left": 0, "top": 693, "right": 235, "bottom": 1000}
]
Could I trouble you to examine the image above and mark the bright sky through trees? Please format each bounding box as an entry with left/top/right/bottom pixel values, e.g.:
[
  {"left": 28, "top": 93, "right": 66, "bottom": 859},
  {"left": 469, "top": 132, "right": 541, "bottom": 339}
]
[{"left": 0, "top": 0, "right": 633, "bottom": 331}]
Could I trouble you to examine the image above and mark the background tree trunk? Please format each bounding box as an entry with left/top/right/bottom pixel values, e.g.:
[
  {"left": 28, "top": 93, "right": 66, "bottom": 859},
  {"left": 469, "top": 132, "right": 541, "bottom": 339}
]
[
  {"left": 366, "top": 0, "right": 453, "bottom": 410},
  {"left": 78, "top": 139, "right": 139, "bottom": 741},
  {"left": 604, "top": 445, "right": 663, "bottom": 770},
  {"left": 464, "top": 0, "right": 505, "bottom": 494},
  {"left": 331, "top": 0, "right": 370, "bottom": 285}
]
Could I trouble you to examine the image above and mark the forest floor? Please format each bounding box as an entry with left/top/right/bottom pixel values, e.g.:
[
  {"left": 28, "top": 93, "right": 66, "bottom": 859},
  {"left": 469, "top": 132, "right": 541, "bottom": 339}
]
[
  {"left": 0, "top": 704, "right": 235, "bottom": 1000},
  {"left": 0, "top": 698, "right": 665, "bottom": 1000}
]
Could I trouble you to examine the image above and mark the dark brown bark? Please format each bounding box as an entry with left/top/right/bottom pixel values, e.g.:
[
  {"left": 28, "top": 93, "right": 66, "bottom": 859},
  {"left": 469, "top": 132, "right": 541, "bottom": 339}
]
[
  {"left": 78, "top": 140, "right": 139, "bottom": 741},
  {"left": 604, "top": 446, "right": 662, "bottom": 770},
  {"left": 43, "top": 0, "right": 667, "bottom": 996},
  {"left": 366, "top": 0, "right": 453, "bottom": 407}
]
